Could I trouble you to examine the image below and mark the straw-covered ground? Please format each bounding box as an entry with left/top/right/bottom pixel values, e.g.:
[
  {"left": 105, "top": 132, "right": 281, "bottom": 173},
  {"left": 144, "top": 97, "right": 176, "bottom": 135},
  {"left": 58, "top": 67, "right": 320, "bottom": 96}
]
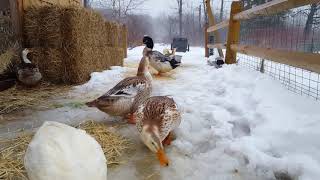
[
  {"left": 0, "top": 83, "right": 71, "bottom": 115},
  {"left": 0, "top": 120, "right": 133, "bottom": 180}
]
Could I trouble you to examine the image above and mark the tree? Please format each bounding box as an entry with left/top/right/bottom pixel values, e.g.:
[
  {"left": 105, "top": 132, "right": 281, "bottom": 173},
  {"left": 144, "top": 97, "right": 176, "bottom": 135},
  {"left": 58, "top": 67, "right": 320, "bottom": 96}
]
[
  {"left": 94, "top": 0, "right": 148, "bottom": 22},
  {"left": 176, "top": 0, "right": 183, "bottom": 36},
  {"left": 83, "top": 0, "right": 90, "bottom": 7},
  {"left": 304, "top": 3, "right": 320, "bottom": 35}
]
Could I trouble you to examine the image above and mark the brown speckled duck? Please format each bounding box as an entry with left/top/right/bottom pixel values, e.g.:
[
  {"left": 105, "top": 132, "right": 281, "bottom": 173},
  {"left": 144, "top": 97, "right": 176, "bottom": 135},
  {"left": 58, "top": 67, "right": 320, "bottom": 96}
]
[
  {"left": 135, "top": 96, "right": 181, "bottom": 166},
  {"left": 16, "top": 49, "right": 42, "bottom": 86},
  {"left": 86, "top": 56, "right": 152, "bottom": 124}
]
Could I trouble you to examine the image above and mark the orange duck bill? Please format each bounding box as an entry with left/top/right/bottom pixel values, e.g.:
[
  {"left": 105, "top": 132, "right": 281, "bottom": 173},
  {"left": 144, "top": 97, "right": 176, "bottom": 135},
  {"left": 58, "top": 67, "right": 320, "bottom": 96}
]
[{"left": 157, "top": 149, "right": 169, "bottom": 167}]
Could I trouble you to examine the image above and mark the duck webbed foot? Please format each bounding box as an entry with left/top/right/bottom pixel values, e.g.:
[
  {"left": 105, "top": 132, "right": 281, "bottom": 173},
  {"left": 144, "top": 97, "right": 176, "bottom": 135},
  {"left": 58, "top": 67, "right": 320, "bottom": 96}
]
[
  {"left": 162, "top": 132, "right": 172, "bottom": 146},
  {"left": 126, "top": 113, "right": 136, "bottom": 124}
]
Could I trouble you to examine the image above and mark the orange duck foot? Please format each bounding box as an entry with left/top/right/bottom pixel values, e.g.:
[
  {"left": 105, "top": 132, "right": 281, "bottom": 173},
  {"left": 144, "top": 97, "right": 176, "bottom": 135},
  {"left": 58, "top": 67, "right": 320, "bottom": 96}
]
[
  {"left": 154, "top": 72, "right": 163, "bottom": 77},
  {"left": 162, "top": 133, "right": 172, "bottom": 146},
  {"left": 126, "top": 113, "right": 136, "bottom": 124}
]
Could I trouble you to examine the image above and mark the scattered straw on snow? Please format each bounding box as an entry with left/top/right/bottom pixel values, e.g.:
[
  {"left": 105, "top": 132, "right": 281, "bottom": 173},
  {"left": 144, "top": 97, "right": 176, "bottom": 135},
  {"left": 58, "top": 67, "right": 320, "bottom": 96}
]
[
  {"left": 0, "top": 120, "right": 132, "bottom": 179},
  {"left": 77, "top": 120, "right": 133, "bottom": 166}
]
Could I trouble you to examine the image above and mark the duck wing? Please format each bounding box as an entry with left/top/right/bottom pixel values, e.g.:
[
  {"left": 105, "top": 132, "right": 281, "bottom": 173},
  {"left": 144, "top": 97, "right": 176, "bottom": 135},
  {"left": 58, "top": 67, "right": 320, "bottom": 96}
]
[
  {"left": 99, "top": 76, "right": 149, "bottom": 100},
  {"left": 150, "top": 51, "right": 171, "bottom": 63}
]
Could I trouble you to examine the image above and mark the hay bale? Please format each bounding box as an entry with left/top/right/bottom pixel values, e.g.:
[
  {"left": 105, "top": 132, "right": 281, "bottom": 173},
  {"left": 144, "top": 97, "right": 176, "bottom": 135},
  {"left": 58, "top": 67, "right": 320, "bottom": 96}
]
[
  {"left": 25, "top": 6, "right": 63, "bottom": 48},
  {"left": 0, "top": 120, "right": 132, "bottom": 179},
  {"left": 0, "top": 50, "right": 15, "bottom": 74},
  {"left": 29, "top": 48, "right": 65, "bottom": 83},
  {"left": 65, "top": 46, "right": 124, "bottom": 83},
  {"left": 0, "top": 16, "right": 16, "bottom": 54},
  {"left": 24, "top": 6, "right": 127, "bottom": 84}
]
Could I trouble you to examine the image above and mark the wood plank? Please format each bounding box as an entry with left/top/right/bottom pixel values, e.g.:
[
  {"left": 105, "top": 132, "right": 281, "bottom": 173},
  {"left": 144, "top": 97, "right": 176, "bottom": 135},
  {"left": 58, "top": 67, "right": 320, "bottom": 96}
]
[
  {"left": 205, "top": 0, "right": 224, "bottom": 58},
  {"left": 204, "top": 24, "right": 209, "bottom": 58},
  {"left": 234, "top": 0, "right": 320, "bottom": 20},
  {"left": 10, "top": 0, "right": 24, "bottom": 47},
  {"left": 225, "top": 1, "right": 242, "bottom": 64},
  {"left": 0, "top": 0, "right": 10, "bottom": 11},
  {"left": 207, "top": 20, "right": 229, "bottom": 32},
  {"left": 231, "top": 44, "right": 320, "bottom": 73},
  {"left": 207, "top": 43, "right": 226, "bottom": 49}
]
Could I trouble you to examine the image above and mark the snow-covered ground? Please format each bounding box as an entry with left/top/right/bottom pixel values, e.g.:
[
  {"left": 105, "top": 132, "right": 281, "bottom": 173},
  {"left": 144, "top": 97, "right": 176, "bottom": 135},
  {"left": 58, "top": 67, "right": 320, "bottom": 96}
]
[
  {"left": 75, "top": 44, "right": 320, "bottom": 180},
  {"left": 1, "top": 44, "right": 320, "bottom": 180}
]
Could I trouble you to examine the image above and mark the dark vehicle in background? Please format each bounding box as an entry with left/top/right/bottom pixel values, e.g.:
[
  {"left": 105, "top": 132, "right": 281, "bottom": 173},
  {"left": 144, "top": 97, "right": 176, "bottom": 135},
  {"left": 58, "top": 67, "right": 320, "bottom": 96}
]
[{"left": 171, "top": 37, "right": 189, "bottom": 52}]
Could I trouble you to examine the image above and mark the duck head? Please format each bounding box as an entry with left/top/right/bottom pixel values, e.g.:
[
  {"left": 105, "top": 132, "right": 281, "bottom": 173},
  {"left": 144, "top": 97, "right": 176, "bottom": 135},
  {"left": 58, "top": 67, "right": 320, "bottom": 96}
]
[
  {"left": 143, "top": 36, "right": 154, "bottom": 49},
  {"left": 140, "top": 125, "right": 169, "bottom": 167},
  {"left": 21, "top": 48, "right": 32, "bottom": 63}
]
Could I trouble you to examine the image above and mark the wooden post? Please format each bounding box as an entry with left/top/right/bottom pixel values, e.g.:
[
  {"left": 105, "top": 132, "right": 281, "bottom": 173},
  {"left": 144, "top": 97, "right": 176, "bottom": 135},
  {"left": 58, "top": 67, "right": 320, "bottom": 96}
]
[
  {"left": 204, "top": 23, "right": 209, "bottom": 58},
  {"left": 10, "top": 0, "right": 24, "bottom": 48},
  {"left": 123, "top": 25, "right": 128, "bottom": 58},
  {"left": 205, "top": 0, "right": 224, "bottom": 58},
  {"left": 225, "top": 1, "right": 242, "bottom": 64}
]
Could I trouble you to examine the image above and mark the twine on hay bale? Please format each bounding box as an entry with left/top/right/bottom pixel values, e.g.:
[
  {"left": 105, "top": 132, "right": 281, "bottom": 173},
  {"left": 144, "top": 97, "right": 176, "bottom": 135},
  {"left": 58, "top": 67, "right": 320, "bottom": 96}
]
[
  {"left": 0, "top": 120, "right": 132, "bottom": 179},
  {"left": 24, "top": 6, "right": 126, "bottom": 84}
]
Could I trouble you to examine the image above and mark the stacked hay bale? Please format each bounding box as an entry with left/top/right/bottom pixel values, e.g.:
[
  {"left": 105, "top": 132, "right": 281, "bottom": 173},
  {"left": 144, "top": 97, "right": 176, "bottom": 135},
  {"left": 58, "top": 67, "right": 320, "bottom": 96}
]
[{"left": 24, "top": 6, "right": 126, "bottom": 84}]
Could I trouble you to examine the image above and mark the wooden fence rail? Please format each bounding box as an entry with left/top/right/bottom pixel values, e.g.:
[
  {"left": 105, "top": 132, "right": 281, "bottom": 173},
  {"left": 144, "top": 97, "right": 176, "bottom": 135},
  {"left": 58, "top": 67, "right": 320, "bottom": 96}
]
[{"left": 205, "top": 0, "right": 320, "bottom": 73}]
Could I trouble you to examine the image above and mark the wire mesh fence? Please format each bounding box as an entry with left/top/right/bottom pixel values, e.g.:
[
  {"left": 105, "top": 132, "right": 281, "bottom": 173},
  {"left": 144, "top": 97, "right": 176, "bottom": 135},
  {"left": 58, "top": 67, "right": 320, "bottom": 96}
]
[{"left": 211, "top": 1, "right": 320, "bottom": 100}]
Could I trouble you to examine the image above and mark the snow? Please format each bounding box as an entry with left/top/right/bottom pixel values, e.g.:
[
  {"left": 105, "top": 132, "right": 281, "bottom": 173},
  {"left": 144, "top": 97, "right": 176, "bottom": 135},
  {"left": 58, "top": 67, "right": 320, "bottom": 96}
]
[
  {"left": 2, "top": 44, "right": 320, "bottom": 180},
  {"left": 74, "top": 44, "right": 320, "bottom": 179}
]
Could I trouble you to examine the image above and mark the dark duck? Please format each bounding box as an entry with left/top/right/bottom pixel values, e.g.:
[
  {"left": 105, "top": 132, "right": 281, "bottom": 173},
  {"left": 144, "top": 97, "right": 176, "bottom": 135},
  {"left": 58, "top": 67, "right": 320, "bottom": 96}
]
[
  {"left": 143, "top": 36, "right": 181, "bottom": 75},
  {"left": 16, "top": 48, "right": 42, "bottom": 86}
]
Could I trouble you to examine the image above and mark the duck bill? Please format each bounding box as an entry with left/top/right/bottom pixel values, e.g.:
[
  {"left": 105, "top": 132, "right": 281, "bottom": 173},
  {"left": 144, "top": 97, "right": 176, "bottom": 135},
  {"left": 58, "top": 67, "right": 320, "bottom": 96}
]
[{"left": 156, "top": 149, "right": 169, "bottom": 167}]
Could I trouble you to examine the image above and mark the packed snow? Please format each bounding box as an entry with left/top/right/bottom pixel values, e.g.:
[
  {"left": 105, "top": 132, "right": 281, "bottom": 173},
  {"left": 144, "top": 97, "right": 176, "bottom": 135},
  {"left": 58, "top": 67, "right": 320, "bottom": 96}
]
[
  {"left": 75, "top": 44, "right": 320, "bottom": 180},
  {"left": 1, "top": 44, "right": 320, "bottom": 180}
]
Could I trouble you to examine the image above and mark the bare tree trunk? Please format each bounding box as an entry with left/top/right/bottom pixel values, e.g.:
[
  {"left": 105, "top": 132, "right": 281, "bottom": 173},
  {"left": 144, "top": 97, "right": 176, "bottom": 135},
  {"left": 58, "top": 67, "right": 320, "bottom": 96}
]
[
  {"left": 118, "top": 0, "right": 121, "bottom": 21},
  {"left": 199, "top": 5, "right": 202, "bottom": 30},
  {"left": 220, "top": 0, "right": 224, "bottom": 21},
  {"left": 199, "top": 5, "right": 202, "bottom": 45},
  {"left": 179, "top": 0, "right": 182, "bottom": 36},
  {"left": 83, "top": 0, "right": 89, "bottom": 7}
]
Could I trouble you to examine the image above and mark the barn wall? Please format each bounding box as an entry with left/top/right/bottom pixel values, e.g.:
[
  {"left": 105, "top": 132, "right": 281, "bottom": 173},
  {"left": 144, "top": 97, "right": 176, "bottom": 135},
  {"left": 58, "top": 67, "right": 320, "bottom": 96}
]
[{"left": 0, "top": 0, "right": 9, "bottom": 12}]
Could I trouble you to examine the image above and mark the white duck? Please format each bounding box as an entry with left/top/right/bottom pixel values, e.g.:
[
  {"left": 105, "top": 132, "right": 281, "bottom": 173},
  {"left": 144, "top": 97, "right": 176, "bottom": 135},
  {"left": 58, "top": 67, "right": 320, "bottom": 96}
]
[{"left": 24, "top": 121, "right": 107, "bottom": 180}]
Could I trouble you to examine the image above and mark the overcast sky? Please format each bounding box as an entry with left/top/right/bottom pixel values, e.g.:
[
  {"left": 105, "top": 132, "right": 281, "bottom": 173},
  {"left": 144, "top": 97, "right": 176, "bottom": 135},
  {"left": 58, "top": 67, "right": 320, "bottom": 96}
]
[
  {"left": 136, "top": 0, "right": 205, "bottom": 17},
  {"left": 91, "top": 0, "right": 224, "bottom": 17}
]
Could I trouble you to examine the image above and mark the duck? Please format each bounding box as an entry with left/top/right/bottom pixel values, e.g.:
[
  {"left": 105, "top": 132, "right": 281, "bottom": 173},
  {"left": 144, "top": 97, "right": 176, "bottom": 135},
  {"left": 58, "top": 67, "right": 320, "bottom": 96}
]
[
  {"left": 207, "top": 56, "right": 225, "bottom": 68},
  {"left": 24, "top": 121, "right": 107, "bottom": 180},
  {"left": 143, "top": 36, "right": 181, "bottom": 75},
  {"left": 86, "top": 56, "right": 152, "bottom": 124},
  {"left": 163, "top": 48, "right": 176, "bottom": 56},
  {"left": 135, "top": 96, "right": 182, "bottom": 166},
  {"left": 0, "top": 79, "right": 16, "bottom": 91},
  {"left": 16, "top": 48, "right": 42, "bottom": 86}
]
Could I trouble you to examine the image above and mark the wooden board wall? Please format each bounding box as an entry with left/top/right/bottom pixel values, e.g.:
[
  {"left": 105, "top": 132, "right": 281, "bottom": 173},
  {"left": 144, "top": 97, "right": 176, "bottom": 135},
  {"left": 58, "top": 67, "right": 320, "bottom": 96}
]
[
  {"left": 23, "top": 0, "right": 82, "bottom": 10},
  {"left": 0, "top": 0, "right": 10, "bottom": 11}
]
